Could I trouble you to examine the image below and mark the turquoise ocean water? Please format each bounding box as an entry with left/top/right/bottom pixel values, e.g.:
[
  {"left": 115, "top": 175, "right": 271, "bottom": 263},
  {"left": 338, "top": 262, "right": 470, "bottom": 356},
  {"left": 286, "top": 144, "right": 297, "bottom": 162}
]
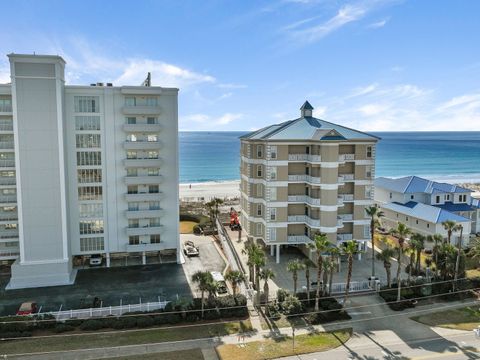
[{"left": 179, "top": 131, "right": 480, "bottom": 184}]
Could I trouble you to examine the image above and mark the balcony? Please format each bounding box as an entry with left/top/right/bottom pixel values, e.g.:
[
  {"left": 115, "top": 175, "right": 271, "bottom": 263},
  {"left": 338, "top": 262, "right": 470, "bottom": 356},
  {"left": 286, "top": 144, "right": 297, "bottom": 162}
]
[
  {"left": 125, "top": 209, "right": 164, "bottom": 219},
  {"left": 337, "top": 233, "right": 353, "bottom": 241},
  {"left": 123, "top": 123, "right": 162, "bottom": 132},
  {"left": 336, "top": 218, "right": 343, "bottom": 227},
  {"left": 125, "top": 175, "right": 163, "bottom": 185},
  {"left": 0, "top": 159, "right": 15, "bottom": 169},
  {"left": 123, "top": 158, "right": 163, "bottom": 168},
  {"left": 339, "top": 154, "right": 355, "bottom": 162},
  {"left": 0, "top": 229, "right": 19, "bottom": 238},
  {"left": 122, "top": 106, "right": 161, "bottom": 116},
  {"left": 0, "top": 195, "right": 16, "bottom": 204},
  {"left": 0, "top": 104, "right": 12, "bottom": 114},
  {"left": 288, "top": 174, "right": 321, "bottom": 184},
  {"left": 288, "top": 154, "right": 322, "bottom": 162},
  {"left": 0, "top": 123, "right": 13, "bottom": 132},
  {"left": 126, "top": 242, "right": 163, "bottom": 252},
  {"left": 287, "top": 235, "right": 312, "bottom": 244},
  {"left": 338, "top": 213, "right": 354, "bottom": 221},
  {"left": 0, "top": 250, "right": 19, "bottom": 260},
  {"left": 124, "top": 192, "right": 163, "bottom": 202},
  {"left": 0, "top": 141, "right": 14, "bottom": 150},
  {"left": 288, "top": 195, "right": 321, "bottom": 206},
  {"left": 338, "top": 174, "right": 355, "bottom": 182},
  {"left": 338, "top": 194, "right": 354, "bottom": 202},
  {"left": 123, "top": 140, "right": 162, "bottom": 150},
  {"left": 337, "top": 196, "right": 344, "bottom": 206},
  {"left": 126, "top": 225, "right": 164, "bottom": 236},
  {"left": 288, "top": 215, "right": 321, "bottom": 227}
]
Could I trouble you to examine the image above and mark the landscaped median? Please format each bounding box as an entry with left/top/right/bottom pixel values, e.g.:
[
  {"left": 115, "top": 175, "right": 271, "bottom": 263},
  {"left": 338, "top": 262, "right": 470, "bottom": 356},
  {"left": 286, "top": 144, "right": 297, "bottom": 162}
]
[
  {"left": 216, "top": 329, "right": 352, "bottom": 360},
  {"left": 411, "top": 306, "right": 480, "bottom": 331}
]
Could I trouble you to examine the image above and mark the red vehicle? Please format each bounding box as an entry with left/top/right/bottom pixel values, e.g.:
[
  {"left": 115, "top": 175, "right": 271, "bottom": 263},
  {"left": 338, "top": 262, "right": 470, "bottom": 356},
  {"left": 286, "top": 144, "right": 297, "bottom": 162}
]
[
  {"left": 16, "top": 301, "right": 38, "bottom": 316},
  {"left": 229, "top": 208, "right": 242, "bottom": 231}
]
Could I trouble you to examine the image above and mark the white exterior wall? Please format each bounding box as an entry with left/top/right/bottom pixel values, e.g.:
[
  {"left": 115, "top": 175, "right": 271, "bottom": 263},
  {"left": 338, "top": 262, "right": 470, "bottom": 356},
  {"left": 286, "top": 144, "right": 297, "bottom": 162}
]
[{"left": 0, "top": 54, "right": 180, "bottom": 289}]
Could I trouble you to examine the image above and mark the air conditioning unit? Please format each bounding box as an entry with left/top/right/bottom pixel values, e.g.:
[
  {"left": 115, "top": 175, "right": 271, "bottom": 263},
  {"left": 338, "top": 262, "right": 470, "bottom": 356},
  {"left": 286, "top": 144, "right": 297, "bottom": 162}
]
[{"left": 106, "top": 83, "right": 113, "bottom": 87}]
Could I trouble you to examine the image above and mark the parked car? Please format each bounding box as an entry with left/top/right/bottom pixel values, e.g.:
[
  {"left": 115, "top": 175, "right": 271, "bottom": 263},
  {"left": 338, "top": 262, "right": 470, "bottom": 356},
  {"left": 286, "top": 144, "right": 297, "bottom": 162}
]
[
  {"left": 183, "top": 240, "right": 199, "bottom": 257},
  {"left": 16, "top": 301, "right": 38, "bottom": 316},
  {"left": 89, "top": 254, "right": 103, "bottom": 266},
  {"left": 210, "top": 271, "right": 228, "bottom": 296}
]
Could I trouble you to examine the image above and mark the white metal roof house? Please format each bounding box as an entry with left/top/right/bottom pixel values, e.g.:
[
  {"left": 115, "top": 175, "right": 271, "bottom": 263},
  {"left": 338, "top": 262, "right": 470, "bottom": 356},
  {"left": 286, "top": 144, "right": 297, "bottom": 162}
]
[{"left": 374, "top": 176, "right": 479, "bottom": 245}]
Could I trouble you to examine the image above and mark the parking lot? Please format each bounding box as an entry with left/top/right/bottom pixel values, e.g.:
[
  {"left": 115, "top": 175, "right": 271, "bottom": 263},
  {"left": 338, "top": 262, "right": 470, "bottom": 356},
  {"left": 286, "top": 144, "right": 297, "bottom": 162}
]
[{"left": 0, "top": 234, "right": 227, "bottom": 317}]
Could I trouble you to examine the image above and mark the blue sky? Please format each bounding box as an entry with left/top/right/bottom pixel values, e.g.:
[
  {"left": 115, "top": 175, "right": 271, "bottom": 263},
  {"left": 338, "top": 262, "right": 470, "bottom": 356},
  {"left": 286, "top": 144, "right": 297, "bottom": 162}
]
[{"left": 1, "top": 0, "right": 479, "bottom": 131}]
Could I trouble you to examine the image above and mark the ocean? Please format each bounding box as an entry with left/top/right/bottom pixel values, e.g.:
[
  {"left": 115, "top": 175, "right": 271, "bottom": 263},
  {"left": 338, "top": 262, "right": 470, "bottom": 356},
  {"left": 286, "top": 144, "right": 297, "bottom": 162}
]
[{"left": 179, "top": 131, "right": 480, "bottom": 184}]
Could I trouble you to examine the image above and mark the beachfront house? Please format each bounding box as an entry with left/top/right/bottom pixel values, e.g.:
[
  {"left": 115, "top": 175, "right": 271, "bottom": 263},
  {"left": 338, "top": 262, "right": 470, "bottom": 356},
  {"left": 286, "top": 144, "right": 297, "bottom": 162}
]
[
  {"left": 239, "top": 101, "right": 379, "bottom": 263},
  {"left": 375, "top": 176, "right": 480, "bottom": 245}
]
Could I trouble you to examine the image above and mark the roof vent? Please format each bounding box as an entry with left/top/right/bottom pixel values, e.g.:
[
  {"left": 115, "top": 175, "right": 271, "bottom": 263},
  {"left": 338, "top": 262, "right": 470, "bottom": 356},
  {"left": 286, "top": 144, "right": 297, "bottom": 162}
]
[
  {"left": 300, "top": 101, "right": 314, "bottom": 117},
  {"left": 106, "top": 83, "right": 113, "bottom": 87},
  {"left": 96, "top": 82, "right": 104, "bottom": 87},
  {"left": 90, "top": 83, "right": 96, "bottom": 86}
]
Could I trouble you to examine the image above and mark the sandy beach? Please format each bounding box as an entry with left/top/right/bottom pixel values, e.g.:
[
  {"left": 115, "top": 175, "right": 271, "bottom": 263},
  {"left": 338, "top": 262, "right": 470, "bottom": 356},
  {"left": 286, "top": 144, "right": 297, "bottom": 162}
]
[
  {"left": 179, "top": 179, "right": 480, "bottom": 202},
  {"left": 179, "top": 180, "right": 240, "bottom": 201}
]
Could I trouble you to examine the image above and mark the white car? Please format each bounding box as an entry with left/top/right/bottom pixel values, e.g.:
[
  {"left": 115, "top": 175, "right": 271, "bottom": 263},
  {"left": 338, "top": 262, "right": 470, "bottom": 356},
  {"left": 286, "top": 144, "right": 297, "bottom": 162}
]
[
  {"left": 210, "top": 271, "right": 228, "bottom": 296},
  {"left": 89, "top": 254, "right": 103, "bottom": 266},
  {"left": 183, "top": 241, "right": 199, "bottom": 257}
]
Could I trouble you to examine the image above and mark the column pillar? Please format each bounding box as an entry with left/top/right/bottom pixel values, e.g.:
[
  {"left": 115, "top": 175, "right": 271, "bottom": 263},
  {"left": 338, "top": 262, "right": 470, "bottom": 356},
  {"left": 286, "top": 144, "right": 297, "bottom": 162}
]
[
  {"left": 106, "top": 253, "right": 111, "bottom": 268},
  {"left": 276, "top": 245, "right": 280, "bottom": 264},
  {"left": 142, "top": 251, "right": 146, "bottom": 265},
  {"left": 270, "top": 245, "right": 274, "bottom": 256}
]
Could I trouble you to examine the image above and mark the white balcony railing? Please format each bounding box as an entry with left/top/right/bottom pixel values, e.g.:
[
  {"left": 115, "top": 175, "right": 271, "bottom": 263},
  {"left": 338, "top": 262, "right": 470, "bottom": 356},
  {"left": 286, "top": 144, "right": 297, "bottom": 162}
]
[
  {"left": 288, "top": 215, "right": 321, "bottom": 227},
  {"left": 338, "top": 174, "right": 355, "bottom": 182},
  {"left": 0, "top": 141, "right": 14, "bottom": 149},
  {"left": 0, "top": 160, "right": 15, "bottom": 167},
  {"left": 288, "top": 154, "right": 322, "bottom": 162},
  {"left": 0, "top": 195, "right": 17, "bottom": 203},
  {"left": 288, "top": 195, "right": 321, "bottom": 206},
  {"left": 339, "top": 154, "right": 355, "bottom": 161},
  {"left": 338, "top": 194, "right": 354, "bottom": 201},
  {"left": 336, "top": 218, "right": 343, "bottom": 227},
  {"left": 288, "top": 175, "right": 321, "bottom": 184},
  {"left": 0, "top": 124, "right": 13, "bottom": 131},
  {"left": 338, "top": 214, "right": 354, "bottom": 221},
  {"left": 337, "top": 233, "right": 353, "bottom": 241},
  {"left": 0, "top": 105, "right": 12, "bottom": 113},
  {"left": 337, "top": 196, "right": 344, "bottom": 206},
  {"left": 287, "top": 235, "right": 312, "bottom": 244}
]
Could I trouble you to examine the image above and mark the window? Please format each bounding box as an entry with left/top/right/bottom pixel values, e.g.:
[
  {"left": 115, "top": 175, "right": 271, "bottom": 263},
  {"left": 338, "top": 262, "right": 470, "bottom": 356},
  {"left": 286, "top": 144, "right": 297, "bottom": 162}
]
[
  {"left": 75, "top": 96, "right": 99, "bottom": 113},
  {"left": 127, "top": 134, "right": 137, "bottom": 142},
  {"left": 149, "top": 185, "right": 159, "bottom": 193},
  {"left": 364, "top": 225, "right": 370, "bottom": 239},
  {"left": 128, "top": 202, "right": 140, "bottom": 211},
  {"left": 149, "top": 218, "right": 161, "bottom": 227},
  {"left": 445, "top": 194, "right": 450, "bottom": 201},
  {"left": 77, "top": 169, "right": 102, "bottom": 183},
  {"left": 427, "top": 223, "right": 430, "bottom": 228},
  {"left": 257, "top": 165, "right": 263, "bottom": 178},
  {"left": 365, "top": 166, "right": 372, "bottom": 179},
  {"left": 127, "top": 185, "right": 138, "bottom": 194},
  {"left": 306, "top": 146, "right": 310, "bottom": 154},
  {"left": 270, "top": 208, "right": 276, "bottom": 221},
  {"left": 147, "top": 117, "right": 157, "bottom": 124},
  {"left": 256, "top": 223, "right": 262, "bottom": 236},
  {"left": 389, "top": 192, "right": 393, "bottom": 199},
  {"left": 146, "top": 97, "right": 158, "bottom": 106},
  {"left": 126, "top": 117, "right": 136, "bottom": 124},
  {"left": 257, "top": 145, "right": 263, "bottom": 158},
  {"left": 77, "top": 151, "right": 101, "bottom": 166},
  {"left": 129, "top": 235, "right": 140, "bottom": 245},
  {"left": 150, "top": 234, "right": 161, "bottom": 243},
  {"left": 460, "top": 194, "right": 467, "bottom": 202},
  {"left": 269, "top": 228, "right": 276, "bottom": 241},
  {"left": 78, "top": 186, "right": 103, "bottom": 200},
  {"left": 149, "top": 201, "right": 160, "bottom": 210},
  {"left": 0, "top": 98, "right": 12, "bottom": 112},
  {"left": 79, "top": 220, "right": 104, "bottom": 234},
  {"left": 126, "top": 168, "right": 138, "bottom": 177},
  {"left": 128, "top": 219, "right": 139, "bottom": 228},
  {"left": 125, "top": 97, "right": 136, "bottom": 106},
  {"left": 270, "top": 187, "right": 277, "bottom": 201},
  {"left": 366, "top": 146, "right": 372, "bottom": 158},
  {"left": 148, "top": 151, "right": 159, "bottom": 159},
  {"left": 256, "top": 184, "right": 262, "bottom": 197},
  {"left": 147, "top": 168, "right": 159, "bottom": 176},
  {"left": 269, "top": 166, "right": 277, "bottom": 180},
  {"left": 126, "top": 151, "right": 137, "bottom": 159},
  {"left": 416, "top": 220, "right": 419, "bottom": 224},
  {"left": 147, "top": 134, "right": 158, "bottom": 142},
  {"left": 76, "top": 134, "right": 101, "bottom": 148},
  {"left": 256, "top": 204, "right": 262, "bottom": 216},
  {"left": 75, "top": 116, "right": 100, "bottom": 130},
  {"left": 406, "top": 217, "right": 409, "bottom": 221},
  {"left": 365, "top": 186, "right": 373, "bottom": 199},
  {"left": 80, "top": 237, "right": 104, "bottom": 252},
  {"left": 411, "top": 195, "right": 414, "bottom": 200},
  {"left": 270, "top": 146, "right": 277, "bottom": 159},
  {"left": 436, "top": 195, "right": 440, "bottom": 203},
  {"left": 78, "top": 204, "right": 103, "bottom": 218}
]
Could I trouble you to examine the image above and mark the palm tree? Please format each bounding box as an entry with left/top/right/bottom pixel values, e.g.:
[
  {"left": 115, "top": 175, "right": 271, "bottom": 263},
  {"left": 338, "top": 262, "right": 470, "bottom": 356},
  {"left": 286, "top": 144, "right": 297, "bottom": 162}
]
[
  {"left": 309, "top": 233, "right": 331, "bottom": 311},
  {"left": 390, "top": 222, "right": 411, "bottom": 302},
  {"left": 411, "top": 233, "right": 426, "bottom": 273},
  {"left": 328, "top": 246, "right": 340, "bottom": 296},
  {"left": 242, "top": 240, "right": 262, "bottom": 284},
  {"left": 406, "top": 241, "right": 416, "bottom": 285},
  {"left": 287, "top": 258, "right": 305, "bottom": 296},
  {"left": 342, "top": 240, "right": 358, "bottom": 307},
  {"left": 365, "top": 204, "right": 384, "bottom": 278},
  {"left": 427, "top": 234, "right": 443, "bottom": 277},
  {"left": 192, "top": 271, "right": 213, "bottom": 318},
  {"left": 376, "top": 246, "right": 395, "bottom": 287},
  {"left": 453, "top": 224, "right": 464, "bottom": 292},
  {"left": 442, "top": 220, "right": 458, "bottom": 244},
  {"left": 253, "top": 249, "right": 266, "bottom": 304},
  {"left": 260, "top": 268, "right": 275, "bottom": 308},
  {"left": 205, "top": 200, "right": 216, "bottom": 223},
  {"left": 469, "top": 237, "right": 480, "bottom": 268},
  {"left": 303, "top": 259, "right": 312, "bottom": 303},
  {"left": 225, "top": 270, "right": 245, "bottom": 297},
  {"left": 437, "top": 243, "right": 457, "bottom": 280}
]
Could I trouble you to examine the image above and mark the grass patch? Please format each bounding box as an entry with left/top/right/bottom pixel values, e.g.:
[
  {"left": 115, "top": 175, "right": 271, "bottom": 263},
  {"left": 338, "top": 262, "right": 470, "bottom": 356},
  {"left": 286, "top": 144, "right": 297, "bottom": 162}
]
[
  {"left": 259, "top": 313, "right": 308, "bottom": 330},
  {"left": 180, "top": 221, "right": 198, "bottom": 234},
  {"left": 109, "top": 349, "right": 204, "bottom": 360},
  {"left": 216, "top": 329, "right": 351, "bottom": 360},
  {"left": 412, "top": 306, "right": 480, "bottom": 331},
  {"left": 466, "top": 269, "right": 480, "bottom": 279},
  {"left": 0, "top": 320, "right": 252, "bottom": 355}
]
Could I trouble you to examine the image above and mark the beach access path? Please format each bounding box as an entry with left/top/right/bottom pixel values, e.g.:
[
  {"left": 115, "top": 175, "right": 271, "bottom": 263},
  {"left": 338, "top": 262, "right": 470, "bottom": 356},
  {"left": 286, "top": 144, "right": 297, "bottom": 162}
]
[{"left": 179, "top": 181, "right": 240, "bottom": 202}]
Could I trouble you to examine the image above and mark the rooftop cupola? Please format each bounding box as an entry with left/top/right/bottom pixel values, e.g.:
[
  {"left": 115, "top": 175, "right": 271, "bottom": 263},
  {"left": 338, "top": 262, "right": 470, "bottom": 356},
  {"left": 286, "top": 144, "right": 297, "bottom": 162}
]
[{"left": 300, "top": 101, "right": 314, "bottom": 117}]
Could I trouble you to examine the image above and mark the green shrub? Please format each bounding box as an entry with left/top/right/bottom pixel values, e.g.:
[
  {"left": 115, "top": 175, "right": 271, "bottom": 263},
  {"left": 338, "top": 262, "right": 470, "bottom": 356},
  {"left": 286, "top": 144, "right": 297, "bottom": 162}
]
[
  {"left": 79, "top": 319, "right": 104, "bottom": 331},
  {"left": 53, "top": 324, "right": 75, "bottom": 333},
  {"left": 135, "top": 316, "right": 154, "bottom": 328},
  {"left": 277, "top": 288, "right": 290, "bottom": 303},
  {"left": 281, "top": 295, "right": 303, "bottom": 316}
]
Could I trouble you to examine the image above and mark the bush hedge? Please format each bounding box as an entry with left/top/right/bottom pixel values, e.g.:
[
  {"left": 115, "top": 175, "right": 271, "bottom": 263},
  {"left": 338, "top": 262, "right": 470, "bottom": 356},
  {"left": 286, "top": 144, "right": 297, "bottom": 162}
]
[{"left": 0, "top": 294, "right": 248, "bottom": 339}]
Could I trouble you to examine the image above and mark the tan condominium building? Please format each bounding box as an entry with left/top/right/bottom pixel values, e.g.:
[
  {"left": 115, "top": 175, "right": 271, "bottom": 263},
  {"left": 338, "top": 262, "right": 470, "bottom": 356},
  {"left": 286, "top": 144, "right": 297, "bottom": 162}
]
[{"left": 240, "top": 101, "right": 379, "bottom": 263}]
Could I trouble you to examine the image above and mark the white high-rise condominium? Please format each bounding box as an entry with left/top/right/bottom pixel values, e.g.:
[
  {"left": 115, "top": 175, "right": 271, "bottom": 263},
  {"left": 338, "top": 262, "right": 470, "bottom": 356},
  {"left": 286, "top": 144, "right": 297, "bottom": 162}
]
[{"left": 0, "top": 54, "right": 180, "bottom": 289}]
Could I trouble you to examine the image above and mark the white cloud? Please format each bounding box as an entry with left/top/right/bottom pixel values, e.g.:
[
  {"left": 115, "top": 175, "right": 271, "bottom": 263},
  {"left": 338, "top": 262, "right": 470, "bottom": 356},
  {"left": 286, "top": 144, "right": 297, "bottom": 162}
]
[
  {"left": 181, "top": 113, "right": 244, "bottom": 129},
  {"left": 367, "top": 17, "right": 389, "bottom": 28},
  {"left": 357, "top": 103, "right": 389, "bottom": 116},
  {"left": 347, "top": 83, "right": 378, "bottom": 98},
  {"left": 216, "top": 113, "right": 244, "bottom": 125},
  {"left": 183, "top": 114, "right": 210, "bottom": 123},
  {"left": 313, "top": 106, "right": 327, "bottom": 118}
]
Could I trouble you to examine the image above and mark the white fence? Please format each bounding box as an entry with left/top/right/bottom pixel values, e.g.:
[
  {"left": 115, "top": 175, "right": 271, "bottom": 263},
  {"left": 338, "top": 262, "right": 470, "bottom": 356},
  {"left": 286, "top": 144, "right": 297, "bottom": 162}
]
[
  {"left": 39, "top": 300, "right": 170, "bottom": 321},
  {"left": 329, "top": 280, "right": 372, "bottom": 294}
]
